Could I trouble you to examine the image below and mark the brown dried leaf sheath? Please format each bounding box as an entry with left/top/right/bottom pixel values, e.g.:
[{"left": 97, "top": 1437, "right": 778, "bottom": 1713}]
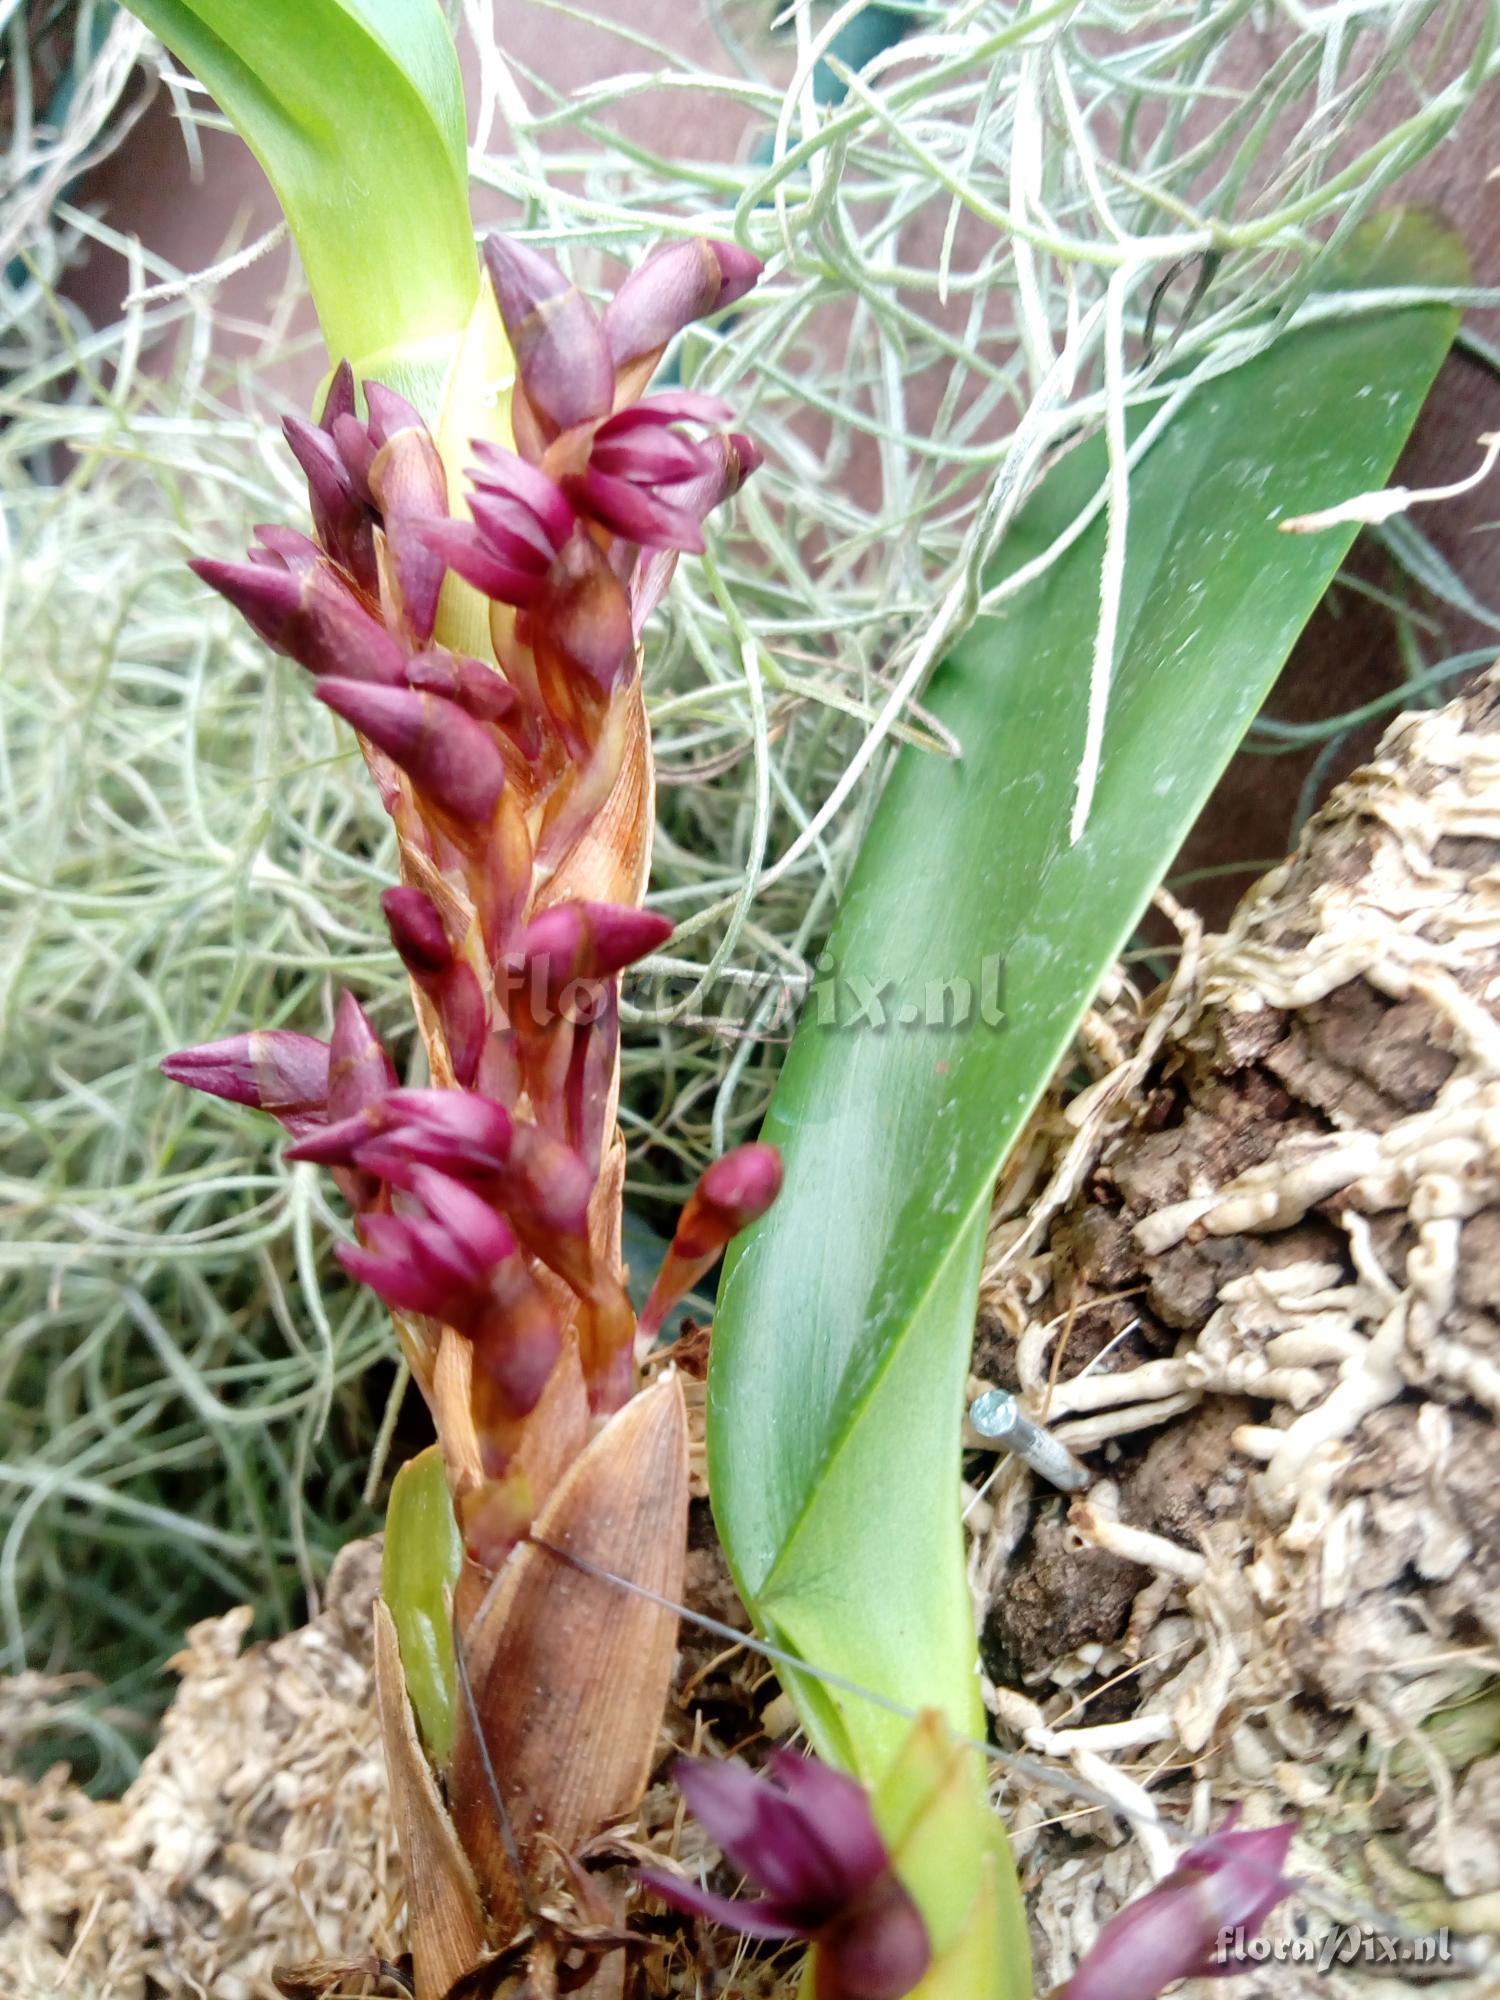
[
  {"left": 374, "top": 1599, "right": 489, "bottom": 1999},
  {"left": 450, "top": 1370, "right": 689, "bottom": 1937}
]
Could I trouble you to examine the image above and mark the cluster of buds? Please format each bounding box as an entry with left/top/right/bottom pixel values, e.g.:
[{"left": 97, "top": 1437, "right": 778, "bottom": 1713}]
[{"left": 163, "top": 232, "right": 778, "bottom": 1567}]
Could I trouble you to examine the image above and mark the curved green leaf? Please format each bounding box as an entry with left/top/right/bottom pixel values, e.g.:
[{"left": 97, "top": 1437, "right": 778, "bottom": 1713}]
[
  {"left": 121, "top": 0, "right": 479, "bottom": 388},
  {"left": 709, "top": 218, "right": 1465, "bottom": 1801}
]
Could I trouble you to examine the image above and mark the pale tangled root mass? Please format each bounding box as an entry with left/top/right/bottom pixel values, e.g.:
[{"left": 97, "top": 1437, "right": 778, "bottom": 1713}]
[
  {"left": 973, "top": 669, "right": 1500, "bottom": 1992},
  {"left": 0, "top": 1541, "right": 397, "bottom": 2000}
]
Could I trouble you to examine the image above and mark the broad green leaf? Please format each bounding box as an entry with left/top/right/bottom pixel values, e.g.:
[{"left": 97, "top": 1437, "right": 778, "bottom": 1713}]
[
  {"left": 120, "top": 0, "right": 480, "bottom": 394},
  {"left": 383, "top": 1443, "right": 463, "bottom": 1766},
  {"left": 709, "top": 216, "right": 1465, "bottom": 1808}
]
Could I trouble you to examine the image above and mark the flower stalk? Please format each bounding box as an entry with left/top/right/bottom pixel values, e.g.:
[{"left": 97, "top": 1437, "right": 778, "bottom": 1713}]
[{"left": 163, "top": 229, "right": 774, "bottom": 1989}]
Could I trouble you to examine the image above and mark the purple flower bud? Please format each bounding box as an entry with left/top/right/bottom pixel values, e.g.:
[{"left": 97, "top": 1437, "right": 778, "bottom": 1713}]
[
  {"left": 368, "top": 424, "right": 451, "bottom": 645},
  {"left": 565, "top": 468, "right": 706, "bottom": 554},
  {"left": 283, "top": 1104, "right": 388, "bottom": 1166},
  {"left": 319, "top": 360, "right": 358, "bottom": 432},
  {"left": 468, "top": 493, "right": 561, "bottom": 574},
  {"left": 641, "top": 1751, "right": 929, "bottom": 2000},
  {"left": 437, "top": 961, "right": 488, "bottom": 1089},
  {"left": 469, "top": 443, "right": 577, "bottom": 549},
  {"left": 511, "top": 899, "right": 672, "bottom": 1007},
  {"left": 337, "top": 1225, "right": 448, "bottom": 1317},
  {"left": 602, "top": 390, "right": 735, "bottom": 430},
  {"left": 531, "top": 534, "right": 635, "bottom": 697},
  {"left": 637, "top": 1142, "right": 782, "bottom": 1346},
  {"left": 405, "top": 1163, "right": 518, "bottom": 1271},
  {"left": 604, "top": 239, "right": 765, "bottom": 378},
  {"left": 628, "top": 430, "right": 763, "bottom": 631},
  {"left": 483, "top": 234, "right": 614, "bottom": 437},
  {"left": 1059, "top": 1817, "right": 1297, "bottom": 2000},
  {"left": 383, "top": 886, "right": 452, "bottom": 977},
  {"left": 364, "top": 381, "right": 426, "bottom": 447},
  {"left": 404, "top": 647, "right": 520, "bottom": 727},
  {"left": 330, "top": 411, "right": 378, "bottom": 501},
  {"left": 411, "top": 518, "right": 548, "bottom": 609},
  {"left": 589, "top": 420, "right": 712, "bottom": 486},
  {"left": 160, "top": 1031, "right": 329, "bottom": 1118},
  {"left": 381, "top": 1086, "right": 514, "bottom": 1175},
  {"left": 502, "top": 1121, "right": 594, "bottom": 1247},
  {"left": 283, "top": 413, "right": 359, "bottom": 530},
  {"left": 251, "top": 524, "right": 322, "bottom": 572},
  {"left": 192, "top": 557, "right": 409, "bottom": 686},
  {"left": 314, "top": 680, "right": 506, "bottom": 826},
  {"left": 327, "top": 990, "right": 396, "bottom": 1122}
]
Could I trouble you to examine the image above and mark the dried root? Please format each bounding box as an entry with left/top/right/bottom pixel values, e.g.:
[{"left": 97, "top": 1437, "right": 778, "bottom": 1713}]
[
  {"left": 974, "top": 669, "right": 1500, "bottom": 1992},
  {"left": 0, "top": 1540, "right": 395, "bottom": 2000}
]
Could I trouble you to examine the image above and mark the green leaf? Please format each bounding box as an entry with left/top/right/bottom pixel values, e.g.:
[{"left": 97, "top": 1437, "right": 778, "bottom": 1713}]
[
  {"left": 708, "top": 217, "right": 1465, "bottom": 1799},
  {"left": 383, "top": 1443, "right": 463, "bottom": 1766},
  {"left": 120, "top": 0, "right": 479, "bottom": 389}
]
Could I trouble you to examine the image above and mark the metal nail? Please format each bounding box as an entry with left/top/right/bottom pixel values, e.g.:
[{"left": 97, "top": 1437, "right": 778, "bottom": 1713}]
[{"left": 968, "top": 1388, "right": 1090, "bottom": 1492}]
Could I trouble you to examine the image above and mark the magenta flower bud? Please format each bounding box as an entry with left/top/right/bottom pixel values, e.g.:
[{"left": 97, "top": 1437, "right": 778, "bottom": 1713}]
[
  {"left": 531, "top": 534, "right": 635, "bottom": 697},
  {"left": 1059, "top": 1817, "right": 1297, "bottom": 2000},
  {"left": 383, "top": 886, "right": 452, "bottom": 977},
  {"left": 401, "top": 1209, "right": 495, "bottom": 1297},
  {"left": 637, "top": 1142, "right": 782, "bottom": 1347},
  {"left": 192, "top": 557, "right": 408, "bottom": 686},
  {"left": 283, "top": 412, "right": 359, "bottom": 528},
  {"left": 468, "top": 493, "right": 562, "bottom": 574},
  {"left": 695, "top": 1143, "right": 784, "bottom": 1237},
  {"left": 160, "top": 1031, "right": 329, "bottom": 1117},
  {"left": 382, "top": 1086, "right": 514, "bottom": 1174},
  {"left": 641, "top": 1751, "right": 929, "bottom": 2000},
  {"left": 604, "top": 239, "right": 765, "bottom": 377},
  {"left": 192, "top": 556, "right": 299, "bottom": 645},
  {"left": 628, "top": 430, "right": 764, "bottom": 632},
  {"left": 512, "top": 900, "right": 672, "bottom": 1006},
  {"left": 600, "top": 390, "right": 735, "bottom": 431},
  {"left": 469, "top": 443, "right": 577, "bottom": 549},
  {"left": 336, "top": 1222, "right": 449, "bottom": 1317},
  {"left": 565, "top": 467, "right": 705, "bottom": 554},
  {"left": 281, "top": 1105, "right": 385, "bottom": 1165},
  {"left": 319, "top": 359, "right": 358, "bottom": 432},
  {"left": 330, "top": 410, "right": 378, "bottom": 501},
  {"left": 404, "top": 647, "right": 520, "bottom": 728},
  {"left": 368, "top": 421, "right": 451, "bottom": 644},
  {"left": 483, "top": 233, "right": 614, "bottom": 437},
  {"left": 502, "top": 1121, "right": 594, "bottom": 1245},
  {"left": 589, "top": 420, "right": 712, "bottom": 486},
  {"left": 314, "top": 680, "right": 506, "bottom": 827},
  {"left": 411, "top": 518, "right": 548, "bottom": 609},
  {"left": 327, "top": 989, "right": 396, "bottom": 1122},
  {"left": 251, "top": 524, "right": 322, "bottom": 572},
  {"left": 437, "top": 960, "right": 488, "bottom": 1089},
  {"left": 364, "top": 381, "right": 426, "bottom": 446},
  {"left": 404, "top": 1163, "right": 518, "bottom": 1272}
]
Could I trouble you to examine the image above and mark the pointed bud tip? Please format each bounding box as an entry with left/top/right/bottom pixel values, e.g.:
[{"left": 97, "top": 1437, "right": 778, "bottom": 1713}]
[
  {"left": 382, "top": 885, "right": 453, "bottom": 977},
  {"left": 700, "top": 1142, "right": 783, "bottom": 1225}
]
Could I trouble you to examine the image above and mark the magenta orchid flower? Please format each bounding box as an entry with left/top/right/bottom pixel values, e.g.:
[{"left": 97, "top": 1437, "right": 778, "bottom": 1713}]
[
  {"left": 1058, "top": 1814, "right": 1297, "bottom": 2000},
  {"left": 641, "top": 1751, "right": 931, "bottom": 2000}
]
